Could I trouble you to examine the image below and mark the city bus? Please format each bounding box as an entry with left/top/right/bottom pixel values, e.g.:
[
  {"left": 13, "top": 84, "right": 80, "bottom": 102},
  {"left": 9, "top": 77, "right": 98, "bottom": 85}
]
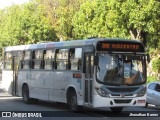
[{"left": 1, "top": 38, "right": 150, "bottom": 112}]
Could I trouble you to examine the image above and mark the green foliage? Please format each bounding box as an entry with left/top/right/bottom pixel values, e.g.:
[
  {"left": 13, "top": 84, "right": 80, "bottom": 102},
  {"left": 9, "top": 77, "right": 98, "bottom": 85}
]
[
  {"left": 0, "top": 2, "right": 58, "bottom": 51},
  {"left": 41, "top": 0, "right": 85, "bottom": 41},
  {"left": 72, "top": 0, "right": 160, "bottom": 49},
  {"left": 18, "top": 2, "right": 58, "bottom": 44},
  {"left": 152, "top": 58, "right": 160, "bottom": 72},
  {"left": 147, "top": 76, "right": 158, "bottom": 83},
  {"left": 0, "top": 5, "right": 22, "bottom": 47}
]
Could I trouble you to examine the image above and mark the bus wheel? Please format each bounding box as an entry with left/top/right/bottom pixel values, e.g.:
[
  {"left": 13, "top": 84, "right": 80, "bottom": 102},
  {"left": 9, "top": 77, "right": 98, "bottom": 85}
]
[
  {"left": 110, "top": 107, "right": 123, "bottom": 113},
  {"left": 145, "top": 102, "right": 148, "bottom": 108},
  {"left": 22, "top": 85, "right": 30, "bottom": 104},
  {"left": 69, "top": 91, "right": 78, "bottom": 112}
]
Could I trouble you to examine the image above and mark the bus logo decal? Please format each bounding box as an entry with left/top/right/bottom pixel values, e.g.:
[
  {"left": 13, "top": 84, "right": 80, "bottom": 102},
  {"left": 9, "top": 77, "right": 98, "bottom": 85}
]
[{"left": 120, "top": 94, "right": 125, "bottom": 98}]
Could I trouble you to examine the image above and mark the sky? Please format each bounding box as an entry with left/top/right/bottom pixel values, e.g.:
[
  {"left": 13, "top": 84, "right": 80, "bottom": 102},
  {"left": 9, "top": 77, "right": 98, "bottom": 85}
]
[{"left": 0, "top": 0, "right": 29, "bottom": 9}]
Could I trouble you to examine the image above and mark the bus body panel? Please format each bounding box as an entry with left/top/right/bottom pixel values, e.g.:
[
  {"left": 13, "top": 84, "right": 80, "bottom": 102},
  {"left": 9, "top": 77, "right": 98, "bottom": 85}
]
[
  {"left": 18, "top": 70, "right": 84, "bottom": 105},
  {"left": 17, "top": 70, "right": 27, "bottom": 96},
  {"left": 2, "top": 70, "right": 13, "bottom": 93},
  {"left": 30, "top": 70, "right": 48, "bottom": 100},
  {"left": 45, "top": 71, "right": 55, "bottom": 101},
  {"left": 92, "top": 94, "right": 146, "bottom": 107}
]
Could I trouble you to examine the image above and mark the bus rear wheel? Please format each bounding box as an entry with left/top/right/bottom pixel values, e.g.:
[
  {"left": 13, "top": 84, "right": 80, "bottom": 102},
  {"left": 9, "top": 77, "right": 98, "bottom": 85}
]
[
  {"left": 110, "top": 107, "right": 123, "bottom": 113},
  {"left": 22, "top": 85, "right": 30, "bottom": 104}
]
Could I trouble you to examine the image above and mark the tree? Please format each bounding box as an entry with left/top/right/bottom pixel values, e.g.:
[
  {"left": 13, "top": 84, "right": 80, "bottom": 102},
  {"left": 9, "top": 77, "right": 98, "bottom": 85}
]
[
  {"left": 0, "top": 1, "right": 58, "bottom": 50},
  {"left": 39, "top": 0, "right": 85, "bottom": 41},
  {"left": 152, "top": 58, "right": 160, "bottom": 73},
  {"left": 119, "top": 0, "right": 160, "bottom": 48},
  {"left": 72, "top": 0, "right": 160, "bottom": 49},
  {"left": 18, "top": 2, "right": 58, "bottom": 44},
  {"left": 0, "top": 5, "right": 22, "bottom": 47},
  {"left": 72, "top": 0, "right": 130, "bottom": 39}
]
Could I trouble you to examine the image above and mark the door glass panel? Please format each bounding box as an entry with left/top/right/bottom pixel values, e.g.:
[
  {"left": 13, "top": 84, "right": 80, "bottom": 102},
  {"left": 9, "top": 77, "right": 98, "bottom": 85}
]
[{"left": 85, "top": 55, "right": 89, "bottom": 78}]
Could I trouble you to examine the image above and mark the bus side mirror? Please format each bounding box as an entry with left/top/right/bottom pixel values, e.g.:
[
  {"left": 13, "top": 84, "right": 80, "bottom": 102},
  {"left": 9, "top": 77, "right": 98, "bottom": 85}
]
[
  {"left": 146, "top": 54, "right": 150, "bottom": 63},
  {"left": 94, "top": 55, "right": 99, "bottom": 65}
]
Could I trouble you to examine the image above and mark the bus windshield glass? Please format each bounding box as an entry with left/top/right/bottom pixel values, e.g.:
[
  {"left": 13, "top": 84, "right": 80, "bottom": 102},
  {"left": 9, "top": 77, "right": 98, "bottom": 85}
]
[{"left": 96, "top": 53, "right": 146, "bottom": 85}]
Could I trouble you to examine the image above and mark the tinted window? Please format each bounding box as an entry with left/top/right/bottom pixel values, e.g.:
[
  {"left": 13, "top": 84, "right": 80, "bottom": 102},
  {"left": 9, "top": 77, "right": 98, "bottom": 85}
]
[
  {"left": 20, "top": 51, "right": 31, "bottom": 70},
  {"left": 24, "top": 51, "right": 31, "bottom": 60},
  {"left": 155, "top": 84, "right": 160, "bottom": 92},
  {"left": 56, "top": 49, "right": 68, "bottom": 70},
  {"left": 31, "top": 50, "right": 44, "bottom": 70},
  {"left": 44, "top": 50, "right": 54, "bottom": 70},
  {"left": 4, "top": 52, "right": 12, "bottom": 70},
  {"left": 148, "top": 83, "right": 156, "bottom": 90},
  {"left": 69, "top": 48, "right": 82, "bottom": 70},
  {"left": 35, "top": 50, "right": 43, "bottom": 59},
  {"left": 21, "top": 60, "right": 30, "bottom": 69}
]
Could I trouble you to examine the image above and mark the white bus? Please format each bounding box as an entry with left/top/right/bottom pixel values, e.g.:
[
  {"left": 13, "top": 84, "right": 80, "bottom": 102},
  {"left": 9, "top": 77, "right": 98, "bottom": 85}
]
[{"left": 2, "top": 38, "right": 150, "bottom": 112}]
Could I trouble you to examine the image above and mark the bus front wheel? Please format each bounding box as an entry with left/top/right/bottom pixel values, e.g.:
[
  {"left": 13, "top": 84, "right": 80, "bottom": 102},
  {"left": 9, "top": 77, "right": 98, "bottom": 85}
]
[
  {"left": 110, "top": 107, "right": 123, "bottom": 113},
  {"left": 68, "top": 91, "right": 78, "bottom": 112},
  {"left": 22, "top": 85, "right": 30, "bottom": 104},
  {"left": 145, "top": 102, "right": 148, "bottom": 108}
]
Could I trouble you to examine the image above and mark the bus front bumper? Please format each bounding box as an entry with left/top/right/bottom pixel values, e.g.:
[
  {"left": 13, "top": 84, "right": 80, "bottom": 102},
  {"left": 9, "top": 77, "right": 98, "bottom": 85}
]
[{"left": 92, "top": 95, "right": 146, "bottom": 108}]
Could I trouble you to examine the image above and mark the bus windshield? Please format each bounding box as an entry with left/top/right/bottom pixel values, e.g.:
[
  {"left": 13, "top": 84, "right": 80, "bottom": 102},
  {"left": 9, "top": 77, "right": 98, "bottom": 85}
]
[{"left": 96, "top": 53, "right": 146, "bottom": 85}]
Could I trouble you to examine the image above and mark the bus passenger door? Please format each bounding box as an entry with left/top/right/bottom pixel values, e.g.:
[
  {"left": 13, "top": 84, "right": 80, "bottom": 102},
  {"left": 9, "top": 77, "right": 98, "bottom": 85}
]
[
  {"left": 84, "top": 53, "right": 94, "bottom": 105},
  {"left": 12, "top": 56, "right": 19, "bottom": 96}
]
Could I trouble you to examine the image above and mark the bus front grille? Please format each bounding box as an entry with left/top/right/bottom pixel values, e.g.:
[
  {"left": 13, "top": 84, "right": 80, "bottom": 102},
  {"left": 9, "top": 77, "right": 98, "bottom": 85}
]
[
  {"left": 114, "top": 99, "right": 132, "bottom": 104},
  {"left": 111, "top": 94, "right": 133, "bottom": 97},
  {"left": 108, "top": 87, "right": 139, "bottom": 92}
]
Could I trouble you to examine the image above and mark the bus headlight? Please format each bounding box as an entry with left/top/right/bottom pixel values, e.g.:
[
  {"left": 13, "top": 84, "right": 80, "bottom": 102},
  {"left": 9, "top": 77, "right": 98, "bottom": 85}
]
[
  {"left": 136, "top": 87, "right": 146, "bottom": 97},
  {"left": 95, "top": 87, "right": 109, "bottom": 97}
]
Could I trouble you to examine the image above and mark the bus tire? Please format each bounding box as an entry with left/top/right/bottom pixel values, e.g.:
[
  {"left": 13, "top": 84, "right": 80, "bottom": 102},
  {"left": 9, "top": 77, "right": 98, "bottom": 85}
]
[
  {"left": 22, "top": 85, "right": 30, "bottom": 104},
  {"left": 145, "top": 102, "right": 148, "bottom": 108},
  {"left": 68, "top": 91, "right": 78, "bottom": 112},
  {"left": 110, "top": 107, "right": 123, "bottom": 113}
]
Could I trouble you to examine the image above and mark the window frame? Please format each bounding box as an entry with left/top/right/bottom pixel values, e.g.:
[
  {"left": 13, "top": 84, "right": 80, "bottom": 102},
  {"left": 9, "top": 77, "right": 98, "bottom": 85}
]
[
  {"left": 148, "top": 83, "right": 157, "bottom": 90},
  {"left": 69, "top": 47, "right": 82, "bottom": 71},
  {"left": 20, "top": 51, "right": 32, "bottom": 70},
  {"left": 4, "top": 52, "right": 12, "bottom": 70},
  {"left": 55, "top": 48, "right": 69, "bottom": 70},
  {"left": 31, "top": 49, "right": 44, "bottom": 70},
  {"left": 43, "top": 49, "right": 55, "bottom": 70}
]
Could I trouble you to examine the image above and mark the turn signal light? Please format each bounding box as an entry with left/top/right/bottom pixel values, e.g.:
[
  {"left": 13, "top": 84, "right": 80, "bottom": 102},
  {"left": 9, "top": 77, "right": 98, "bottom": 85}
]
[
  {"left": 138, "top": 100, "right": 145, "bottom": 103},
  {"left": 73, "top": 73, "right": 81, "bottom": 78}
]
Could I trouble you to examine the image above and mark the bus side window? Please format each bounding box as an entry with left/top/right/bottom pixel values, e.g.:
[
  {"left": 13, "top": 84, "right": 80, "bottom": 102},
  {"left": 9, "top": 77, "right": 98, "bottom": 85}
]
[
  {"left": 20, "top": 51, "right": 25, "bottom": 61},
  {"left": 4, "top": 52, "right": 12, "bottom": 70},
  {"left": 33, "top": 50, "right": 44, "bottom": 70},
  {"left": 55, "top": 49, "right": 68, "bottom": 70},
  {"left": 76, "top": 48, "right": 82, "bottom": 70},
  {"left": 23, "top": 60, "right": 30, "bottom": 69},
  {"left": 69, "top": 48, "right": 82, "bottom": 71},
  {"left": 21, "top": 51, "right": 31, "bottom": 70},
  {"left": 44, "top": 50, "right": 54, "bottom": 70}
]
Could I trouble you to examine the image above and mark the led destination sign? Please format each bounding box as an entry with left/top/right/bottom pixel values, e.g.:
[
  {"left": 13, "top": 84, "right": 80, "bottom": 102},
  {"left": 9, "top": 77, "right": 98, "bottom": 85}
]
[
  {"left": 101, "top": 43, "right": 139, "bottom": 50},
  {"left": 97, "top": 41, "right": 144, "bottom": 52}
]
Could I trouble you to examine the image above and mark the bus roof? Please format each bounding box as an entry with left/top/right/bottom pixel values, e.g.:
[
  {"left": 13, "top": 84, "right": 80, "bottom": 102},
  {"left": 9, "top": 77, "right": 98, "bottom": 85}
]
[{"left": 4, "top": 38, "right": 143, "bottom": 52}]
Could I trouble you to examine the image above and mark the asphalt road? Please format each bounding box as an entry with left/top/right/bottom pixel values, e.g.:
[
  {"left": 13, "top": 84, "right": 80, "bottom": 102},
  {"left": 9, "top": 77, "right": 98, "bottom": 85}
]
[{"left": 0, "top": 91, "right": 159, "bottom": 120}]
